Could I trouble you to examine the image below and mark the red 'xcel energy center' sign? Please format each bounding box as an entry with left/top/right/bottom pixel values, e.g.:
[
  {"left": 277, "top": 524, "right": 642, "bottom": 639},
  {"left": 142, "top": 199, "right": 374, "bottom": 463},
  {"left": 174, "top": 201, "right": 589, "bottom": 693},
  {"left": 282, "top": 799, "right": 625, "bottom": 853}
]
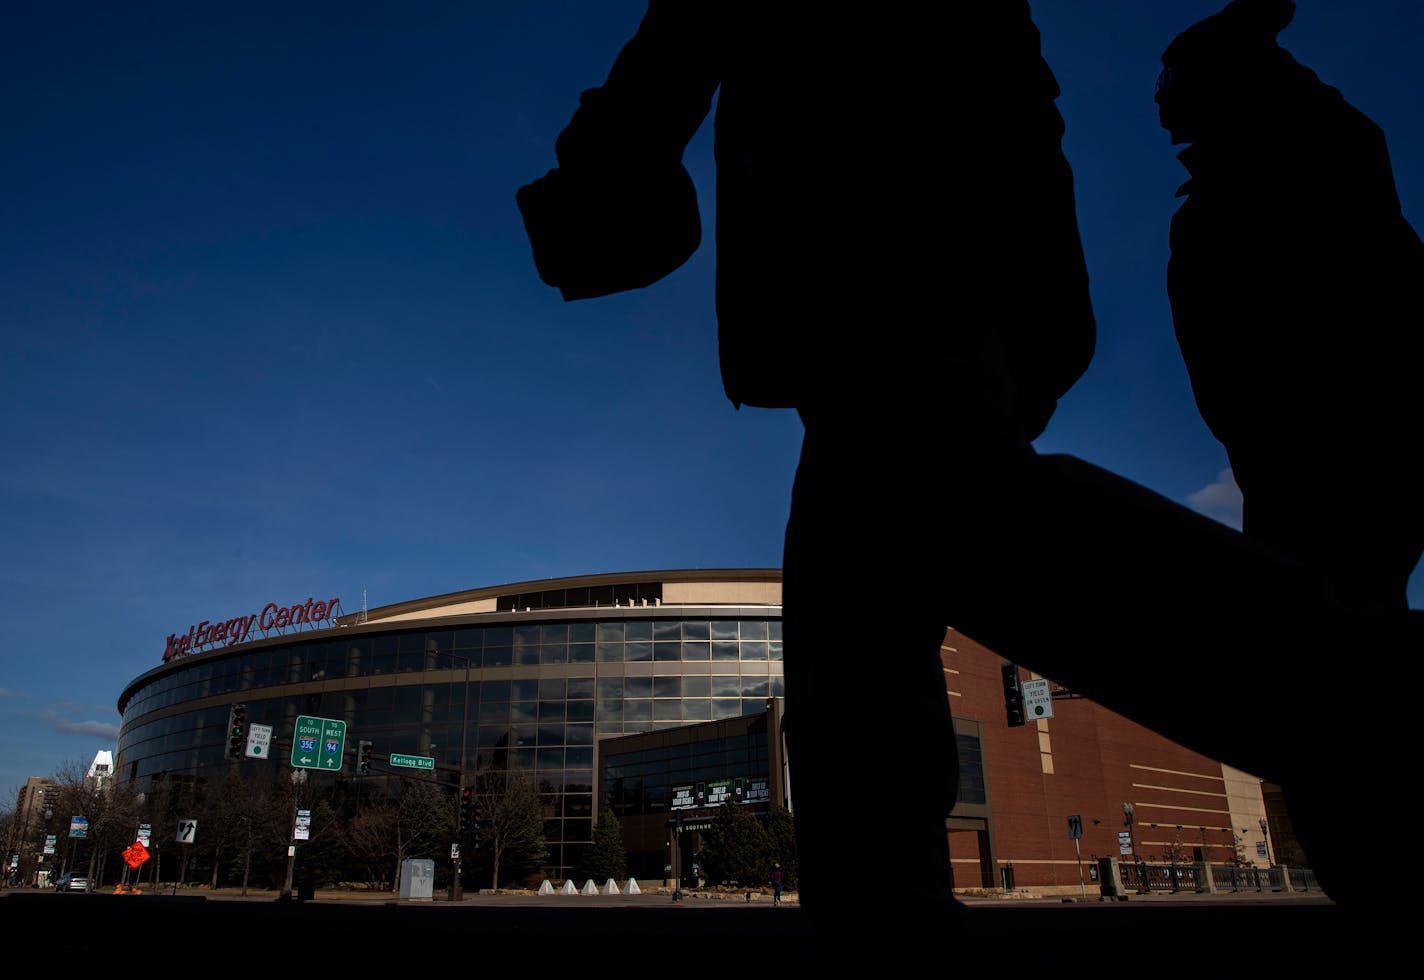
[{"left": 163, "top": 596, "right": 342, "bottom": 662}]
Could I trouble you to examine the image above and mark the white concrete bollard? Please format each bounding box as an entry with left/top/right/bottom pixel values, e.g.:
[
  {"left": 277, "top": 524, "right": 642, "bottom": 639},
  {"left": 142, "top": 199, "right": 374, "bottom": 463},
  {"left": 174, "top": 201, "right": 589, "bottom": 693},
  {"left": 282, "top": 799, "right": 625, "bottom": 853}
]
[
  {"left": 625, "top": 878, "right": 641, "bottom": 895},
  {"left": 581, "top": 879, "right": 599, "bottom": 895},
  {"left": 538, "top": 879, "right": 555, "bottom": 895},
  {"left": 561, "top": 879, "right": 578, "bottom": 895},
  {"left": 603, "top": 878, "right": 620, "bottom": 895}
]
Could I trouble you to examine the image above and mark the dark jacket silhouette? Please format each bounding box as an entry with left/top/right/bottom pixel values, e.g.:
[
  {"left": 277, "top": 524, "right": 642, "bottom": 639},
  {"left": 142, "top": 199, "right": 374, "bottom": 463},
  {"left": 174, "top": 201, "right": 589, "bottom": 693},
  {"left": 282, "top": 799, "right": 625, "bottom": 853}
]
[
  {"left": 1159, "top": 0, "right": 1424, "bottom": 609},
  {"left": 518, "top": 1, "right": 1100, "bottom": 948},
  {"left": 518, "top": 0, "right": 1413, "bottom": 926},
  {"left": 518, "top": 2, "right": 1095, "bottom": 436}
]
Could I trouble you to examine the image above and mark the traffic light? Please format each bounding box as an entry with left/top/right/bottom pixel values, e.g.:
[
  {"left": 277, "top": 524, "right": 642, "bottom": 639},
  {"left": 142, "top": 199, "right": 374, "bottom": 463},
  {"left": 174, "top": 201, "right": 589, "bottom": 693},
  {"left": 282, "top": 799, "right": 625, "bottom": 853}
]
[
  {"left": 459, "top": 787, "right": 474, "bottom": 836},
  {"left": 357, "top": 740, "right": 373, "bottom": 775},
  {"left": 227, "top": 703, "right": 248, "bottom": 759},
  {"left": 1001, "top": 663, "right": 1025, "bottom": 728}
]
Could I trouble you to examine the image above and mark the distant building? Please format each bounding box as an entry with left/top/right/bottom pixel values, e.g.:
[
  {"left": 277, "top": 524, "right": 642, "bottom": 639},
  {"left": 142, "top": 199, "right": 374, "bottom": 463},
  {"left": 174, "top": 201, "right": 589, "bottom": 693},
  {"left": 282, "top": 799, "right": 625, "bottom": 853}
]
[
  {"left": 8, "top": 776, "right": 59, "bottom": 886},
  {"left": 116, "top": 569, "right": 1283, "bottom": 891},
  {"left": 85, "top": 750, "right": 114, "bottom": 795}
]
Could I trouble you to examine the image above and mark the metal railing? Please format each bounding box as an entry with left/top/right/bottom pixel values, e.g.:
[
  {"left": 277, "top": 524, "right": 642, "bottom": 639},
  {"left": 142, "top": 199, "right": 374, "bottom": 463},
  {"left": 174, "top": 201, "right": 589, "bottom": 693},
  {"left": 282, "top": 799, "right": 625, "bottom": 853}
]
[
  {"left": 1113, "top": 860, "right": 1314, "bottom": 895},
  {"left": 1119, "top": 862, "right": 1202, "bottom": 893}
]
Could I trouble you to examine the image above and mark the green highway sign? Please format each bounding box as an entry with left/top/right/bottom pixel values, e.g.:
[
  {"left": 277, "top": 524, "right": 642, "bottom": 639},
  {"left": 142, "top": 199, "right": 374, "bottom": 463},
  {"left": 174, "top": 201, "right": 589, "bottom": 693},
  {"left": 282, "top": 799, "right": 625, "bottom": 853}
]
[
  {"left": 390, "top": 753, "right": 434, "bottom": 771},
  {"left": 291, "top": 715, "right": 347, "bottom": 771}
]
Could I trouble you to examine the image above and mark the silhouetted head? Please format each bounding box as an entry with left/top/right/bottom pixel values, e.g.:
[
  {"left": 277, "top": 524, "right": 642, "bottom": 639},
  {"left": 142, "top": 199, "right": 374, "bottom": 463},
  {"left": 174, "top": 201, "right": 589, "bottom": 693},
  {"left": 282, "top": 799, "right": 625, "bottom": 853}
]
[{"left": 1156, "top": 0, "right": 1296, "bottom": 144}]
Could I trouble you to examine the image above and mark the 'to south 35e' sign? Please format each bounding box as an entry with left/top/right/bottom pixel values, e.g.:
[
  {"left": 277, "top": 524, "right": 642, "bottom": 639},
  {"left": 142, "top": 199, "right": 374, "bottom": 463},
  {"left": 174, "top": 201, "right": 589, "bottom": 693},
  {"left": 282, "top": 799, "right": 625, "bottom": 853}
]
[{"left": 163, "top": 596, "right": 342, "bottom": 662}]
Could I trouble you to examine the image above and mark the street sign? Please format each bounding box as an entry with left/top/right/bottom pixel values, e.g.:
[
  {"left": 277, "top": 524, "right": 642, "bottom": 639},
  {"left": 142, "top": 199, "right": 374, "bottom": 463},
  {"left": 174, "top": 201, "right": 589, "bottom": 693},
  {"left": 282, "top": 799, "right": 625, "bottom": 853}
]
[
  {"left": 136, "top": 823, "right": 151, "bottom": 846},
  {"left": 1256, "top": 841, "right": 1268, "bottom": 859},
  {"left": 294, "top": 808, "right": 311, "bottom": 842},
  {"left": 246, "top": 723, "right": 273, "bottom": 759},
  {"left": 390, "top": 753, "right": 434, "bottom": 771},
  {"left": 43, "top": 835, "right": 56, "bottom": 855},
  {"left": 1118, "top": 831, "right": 1133, "bottom": 855},
  {"left": 1067, "top": 814, "right": 1083, "bottom": 840},
  {"left": 451, "top": 843, "right": 460, "bottom": 859},
  {"left": 177, "top": 818, "right": 198, "bottom": 844},
  {"left": 1022, "top": 678, "right": 1054, "bottom": 720},
  {"left": 291, "top": 715, "right": 347, "bottom": 771},
  {"left": 69, "top": 815, "right": 88, "bottom": 839},
  {"left": 122, "top": 841, "right": 151, "bottom": 870}
]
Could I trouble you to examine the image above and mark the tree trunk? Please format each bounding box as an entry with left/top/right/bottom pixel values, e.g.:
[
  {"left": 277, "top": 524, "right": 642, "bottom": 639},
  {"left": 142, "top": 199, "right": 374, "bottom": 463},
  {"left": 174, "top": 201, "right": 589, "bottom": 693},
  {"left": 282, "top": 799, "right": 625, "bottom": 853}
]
[{"left": 241, "top": 829, "right": 252, "bottom": 896}]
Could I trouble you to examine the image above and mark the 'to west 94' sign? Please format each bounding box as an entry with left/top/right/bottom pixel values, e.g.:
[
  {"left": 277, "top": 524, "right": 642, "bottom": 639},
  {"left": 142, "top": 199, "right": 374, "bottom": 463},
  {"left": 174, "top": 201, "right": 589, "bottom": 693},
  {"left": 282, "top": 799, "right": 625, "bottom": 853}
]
[{"left": 291, "top": 716, "right": 347, "bottom": 772}]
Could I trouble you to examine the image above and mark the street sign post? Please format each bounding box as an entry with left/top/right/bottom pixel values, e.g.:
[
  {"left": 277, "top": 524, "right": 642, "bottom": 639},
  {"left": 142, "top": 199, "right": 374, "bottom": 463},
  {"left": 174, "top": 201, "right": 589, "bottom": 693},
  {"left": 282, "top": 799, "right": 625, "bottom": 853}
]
[
  {"left": 69, "top": 816, "right": 88, "bottom": 839},
  {"left": 293, "top": 809, "right": 311, "bottom": 842},
  {"left": 176, "top": 819, "right": 197, "bottom": 844},
  {"left": 389, "top": 753, "right": 434, "bottom": 771},
  {"left": 136, "top": 823, "right": 151, "bottom": 846},
  {"left": 291, "top": 715, "right": 347, "bottom": 771},
  {"left": 246, "top": 723, "right": 273, "bottom": 759},
  {"left": 1022, "top": 678, "right": 1054, "bottom": 720},
  {"left": 1068, "top": 814, "right": 1085, "bottom": 898}
]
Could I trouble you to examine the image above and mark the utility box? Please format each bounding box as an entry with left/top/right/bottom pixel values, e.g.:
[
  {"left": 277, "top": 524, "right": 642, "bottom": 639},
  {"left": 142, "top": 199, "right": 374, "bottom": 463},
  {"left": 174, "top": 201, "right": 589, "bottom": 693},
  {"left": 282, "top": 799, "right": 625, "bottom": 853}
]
[{"left": 400, "top": 859, "right": 435, "bottom": 901}]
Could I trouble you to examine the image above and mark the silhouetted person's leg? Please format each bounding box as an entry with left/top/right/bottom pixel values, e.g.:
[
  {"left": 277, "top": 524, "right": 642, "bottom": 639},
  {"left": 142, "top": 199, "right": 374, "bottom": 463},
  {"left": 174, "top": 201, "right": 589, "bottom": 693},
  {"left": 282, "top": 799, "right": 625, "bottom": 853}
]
[{"left": 782, "top": 410, "right": 961, "bottom": 930}]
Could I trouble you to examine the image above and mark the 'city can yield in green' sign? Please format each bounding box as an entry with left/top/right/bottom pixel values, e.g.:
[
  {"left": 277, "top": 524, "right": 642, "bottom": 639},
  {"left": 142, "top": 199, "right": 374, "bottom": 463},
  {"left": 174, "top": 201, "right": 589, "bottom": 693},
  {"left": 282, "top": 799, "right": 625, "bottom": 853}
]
[
  {"left": 291, "top": 715, "right": 347, "bottom": 771},
  {"left": 389, "top": 753, "right": 434, "bottom": 771}
]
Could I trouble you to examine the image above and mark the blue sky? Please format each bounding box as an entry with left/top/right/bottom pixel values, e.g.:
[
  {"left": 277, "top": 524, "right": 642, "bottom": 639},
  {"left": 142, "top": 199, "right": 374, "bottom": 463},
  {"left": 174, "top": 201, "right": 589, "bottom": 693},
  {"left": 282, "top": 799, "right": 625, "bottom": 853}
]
[{"left": 2, "top": 1, "right": 1420, "bottom": 800}]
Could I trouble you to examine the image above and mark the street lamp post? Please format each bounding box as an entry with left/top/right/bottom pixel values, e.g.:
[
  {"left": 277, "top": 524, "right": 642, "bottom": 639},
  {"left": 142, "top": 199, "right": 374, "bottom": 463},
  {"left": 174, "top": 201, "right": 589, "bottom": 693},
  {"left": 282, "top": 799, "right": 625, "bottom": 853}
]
[
  {"left": 41, "top": 808, "right": 53, "bottom": 887},
  {"left": 1123, "top": 803, "right": 1144, "bottom": 893},
  {"left": 1172, "top": 825, "right": 1183, "bottom": 892},
  {"left": 1259, "top": 816, "right": 1274, "bottom": 866},
  {"left": 450, "top": 649, "right": 475, "bottom": 903},
  {"left": 280, "top": 768, "right": 307, "bottom": 900}
]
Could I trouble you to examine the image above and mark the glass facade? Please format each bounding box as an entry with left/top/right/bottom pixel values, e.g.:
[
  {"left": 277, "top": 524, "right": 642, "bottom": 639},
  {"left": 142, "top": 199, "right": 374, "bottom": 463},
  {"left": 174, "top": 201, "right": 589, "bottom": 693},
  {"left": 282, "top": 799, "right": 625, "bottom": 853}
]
[
  {"left": 117, "top": 613, "right": 783, "bottom": 880},
  {"left": 599, "top": 714, "right": 776, "bottom": 882}
]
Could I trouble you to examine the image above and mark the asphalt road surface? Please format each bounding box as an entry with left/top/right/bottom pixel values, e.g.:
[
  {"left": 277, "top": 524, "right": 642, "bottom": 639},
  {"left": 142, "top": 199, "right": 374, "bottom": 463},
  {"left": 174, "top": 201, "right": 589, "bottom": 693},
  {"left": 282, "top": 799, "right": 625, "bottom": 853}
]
[{"left": 1, "top": 891, "right": 1350, "bottom": 977}]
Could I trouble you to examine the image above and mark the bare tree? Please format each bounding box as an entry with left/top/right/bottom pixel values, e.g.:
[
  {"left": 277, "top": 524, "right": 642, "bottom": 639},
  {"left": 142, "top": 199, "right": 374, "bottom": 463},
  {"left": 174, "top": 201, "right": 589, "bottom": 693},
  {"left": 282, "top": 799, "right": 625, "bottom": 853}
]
[
  {"left": 47, "top": 758, "right": 98, "bottom": 881},
  {"left": 472, "top": 769, "right": 548, "bottom": 890},
  {"left": 344, "top": 799, "right": 399, "bottom": 890},
  {"left": 339, "top": 778, "right": 453, "bottom": 892},
  {"left": 88, "top": 777, "right": 142, "bottom": 889},
  {"left": 391, "top": 777, "right": 453, "bottom": 892},
  {"left": 200, "top": 768, "right": 271, "bottom": 892}
]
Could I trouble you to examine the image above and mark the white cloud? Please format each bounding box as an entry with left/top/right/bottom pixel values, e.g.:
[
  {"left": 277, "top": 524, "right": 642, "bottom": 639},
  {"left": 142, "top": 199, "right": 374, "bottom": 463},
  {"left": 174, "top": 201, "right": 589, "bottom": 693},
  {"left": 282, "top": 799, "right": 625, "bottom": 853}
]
[
  {"left": 1186, "top": 468, "right": 1243, "bottom": 529},
  {"left": 51, "top": 718, "right": 121, "bottom": 739}
]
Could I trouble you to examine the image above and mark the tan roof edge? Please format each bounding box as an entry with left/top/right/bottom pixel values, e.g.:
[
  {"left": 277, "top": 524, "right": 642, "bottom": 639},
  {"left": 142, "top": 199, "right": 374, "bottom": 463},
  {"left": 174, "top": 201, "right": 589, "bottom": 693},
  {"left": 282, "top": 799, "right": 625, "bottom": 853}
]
[{"left": 338, "top": 568, "right": 782, "bottom": 627}]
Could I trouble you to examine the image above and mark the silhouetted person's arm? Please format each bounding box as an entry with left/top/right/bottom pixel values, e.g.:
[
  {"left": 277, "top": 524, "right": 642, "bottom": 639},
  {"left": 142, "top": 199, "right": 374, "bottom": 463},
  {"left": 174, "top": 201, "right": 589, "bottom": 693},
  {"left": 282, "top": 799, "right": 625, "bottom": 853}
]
[{"left": 517, "top": 3, "right": 718, "bottom": 301}]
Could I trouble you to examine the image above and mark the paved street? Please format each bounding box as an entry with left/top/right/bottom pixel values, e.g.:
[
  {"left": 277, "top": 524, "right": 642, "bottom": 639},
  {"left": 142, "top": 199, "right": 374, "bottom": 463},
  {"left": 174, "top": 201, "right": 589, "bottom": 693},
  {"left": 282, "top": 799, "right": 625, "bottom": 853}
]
[{"left": 1, "top": 887, "right": 1348, "bottom": 977}]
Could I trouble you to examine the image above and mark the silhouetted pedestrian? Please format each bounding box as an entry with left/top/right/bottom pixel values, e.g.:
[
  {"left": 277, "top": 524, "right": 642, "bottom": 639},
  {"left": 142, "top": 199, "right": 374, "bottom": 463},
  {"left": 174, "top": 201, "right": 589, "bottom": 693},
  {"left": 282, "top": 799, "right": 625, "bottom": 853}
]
[
  {"left": 519, "top": 0, "right": 1414, "bottom": 945},
  {"left": 1157, "top": 0, "right": 1424, "bottom": 909},
  {"left": 1159, "top": 0, "right": 1424, "bottom": 618}
]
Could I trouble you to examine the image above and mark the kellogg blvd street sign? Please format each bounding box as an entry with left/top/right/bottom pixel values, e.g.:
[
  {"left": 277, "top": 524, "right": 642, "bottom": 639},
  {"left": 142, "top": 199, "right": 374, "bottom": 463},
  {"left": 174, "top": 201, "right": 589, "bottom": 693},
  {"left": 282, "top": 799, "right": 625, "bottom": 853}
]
[
  {"left": 390, "top": 753, "right": 434, "bottom": 771},
  {"left": 291, "top": 715, "right": 347, "bottom": 772}
]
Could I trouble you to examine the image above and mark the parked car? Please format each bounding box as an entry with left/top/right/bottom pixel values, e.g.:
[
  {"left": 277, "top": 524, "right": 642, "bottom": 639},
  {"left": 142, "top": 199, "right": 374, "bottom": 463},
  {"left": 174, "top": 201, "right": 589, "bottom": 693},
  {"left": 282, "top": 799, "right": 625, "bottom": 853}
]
[{"left": 56, "top": 872, "right": 88, "bottom": 893}]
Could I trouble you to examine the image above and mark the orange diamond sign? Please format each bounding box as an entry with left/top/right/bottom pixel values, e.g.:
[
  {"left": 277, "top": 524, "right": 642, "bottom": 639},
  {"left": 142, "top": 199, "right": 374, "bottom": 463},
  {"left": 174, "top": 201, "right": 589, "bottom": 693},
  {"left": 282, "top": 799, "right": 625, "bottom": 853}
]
[{"left": 122, "top": 840, "right": 151, "bottom": 870}]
